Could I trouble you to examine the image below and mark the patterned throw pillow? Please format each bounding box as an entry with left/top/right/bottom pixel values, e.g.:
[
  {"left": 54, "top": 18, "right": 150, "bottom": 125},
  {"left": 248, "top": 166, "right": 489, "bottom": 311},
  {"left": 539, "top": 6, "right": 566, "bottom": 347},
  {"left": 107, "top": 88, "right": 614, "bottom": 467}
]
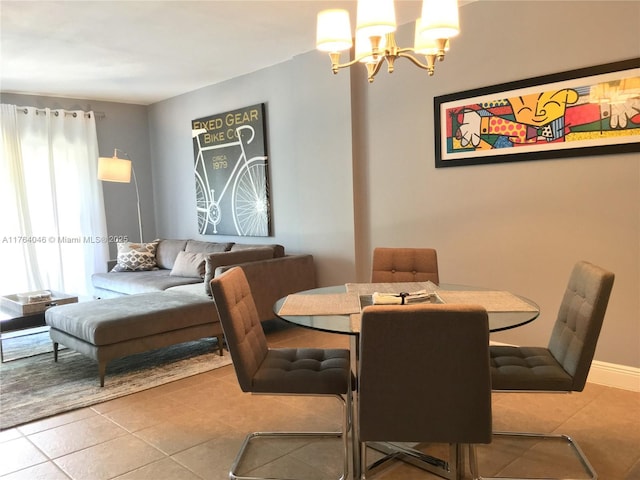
[{"left": 111, "top": 241, "right": 159, "bottom": 272}]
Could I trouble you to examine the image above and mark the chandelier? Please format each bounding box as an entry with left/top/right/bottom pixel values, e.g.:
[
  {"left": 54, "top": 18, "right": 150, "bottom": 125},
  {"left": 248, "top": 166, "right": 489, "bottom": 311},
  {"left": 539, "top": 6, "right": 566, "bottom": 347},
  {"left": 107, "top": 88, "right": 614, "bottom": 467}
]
[{"left": 316, "top": 0, "right": 460, "bottom": 83}]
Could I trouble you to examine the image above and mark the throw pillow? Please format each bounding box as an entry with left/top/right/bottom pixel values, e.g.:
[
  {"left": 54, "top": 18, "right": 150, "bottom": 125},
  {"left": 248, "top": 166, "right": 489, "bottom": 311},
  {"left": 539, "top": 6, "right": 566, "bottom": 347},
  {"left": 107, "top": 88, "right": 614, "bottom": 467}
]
[
  {"left": 155, "top": 239, "right": 189, "bottom": 270},
  {"left": 170, "top": 251, "right": 206, "bottom": 278},
  {"left": 204, "top": 247, "right": 275, "bottom": 296},
  {"left": 185, "top": 240, "right": 234, "bottom": 254},
  {"left": 111, "top": 241, "right": 159, "bottom": 272}
]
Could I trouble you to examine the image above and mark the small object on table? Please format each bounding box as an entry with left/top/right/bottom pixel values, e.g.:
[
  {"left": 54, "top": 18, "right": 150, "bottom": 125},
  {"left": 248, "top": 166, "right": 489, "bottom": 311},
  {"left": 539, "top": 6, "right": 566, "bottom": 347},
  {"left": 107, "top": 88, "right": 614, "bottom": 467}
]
[
  {"left": 17, "top": 290, "right": 52, "bottom": 303},
  {"left": 371, "top": 289, "right": 433, "bottom": 305}
]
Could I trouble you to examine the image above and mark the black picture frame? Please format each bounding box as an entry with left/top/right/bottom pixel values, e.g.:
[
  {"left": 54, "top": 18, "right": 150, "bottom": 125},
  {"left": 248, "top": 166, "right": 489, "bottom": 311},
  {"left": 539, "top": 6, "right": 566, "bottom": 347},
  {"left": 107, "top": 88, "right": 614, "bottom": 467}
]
[{"left": 434, "top": 58, "right": 640, "bottom": 168}]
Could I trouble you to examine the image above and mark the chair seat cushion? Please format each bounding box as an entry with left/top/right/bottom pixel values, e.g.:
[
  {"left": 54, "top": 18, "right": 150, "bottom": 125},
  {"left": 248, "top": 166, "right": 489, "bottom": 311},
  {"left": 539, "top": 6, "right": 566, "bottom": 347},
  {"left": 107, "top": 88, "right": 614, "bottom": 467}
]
[
  {"left": 253, "top": 348, "right": 351, "bottom": 395},
  {"left": 490, "top": 345, "right": 573, "bottom": 390}
]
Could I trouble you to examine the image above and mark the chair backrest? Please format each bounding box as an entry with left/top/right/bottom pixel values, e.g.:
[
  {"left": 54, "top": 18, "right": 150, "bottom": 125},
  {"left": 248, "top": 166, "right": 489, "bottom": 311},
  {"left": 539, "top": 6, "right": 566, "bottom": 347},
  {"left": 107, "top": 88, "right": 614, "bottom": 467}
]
[
  {"left": 210, "top": 267, "right": 269, "bottom": 392},
  {"left": 359, "top": 304, "right": 492, "bottom": 444},
  {"left": 548, "top": 261, "right": 615, "bottom": 391},
  {"left": 371, "top": 247, "right": 439, "bottom": 284}
]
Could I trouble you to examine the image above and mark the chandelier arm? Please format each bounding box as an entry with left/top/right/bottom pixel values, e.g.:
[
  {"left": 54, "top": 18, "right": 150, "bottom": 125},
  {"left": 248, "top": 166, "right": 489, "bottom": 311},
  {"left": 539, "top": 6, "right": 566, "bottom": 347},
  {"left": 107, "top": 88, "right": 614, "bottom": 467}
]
[
  {"left": 368, "top": 58, "right": 386, "bottom": 81},
  {"left": 330, "top": 56, "right": 362, "bottom": 72},
  {"left": 330, "top": 53, "right": 385, "bottom": 73},
  {"left": 396, "top": 52, "right": 431, "bottom": 71},
  {"left": 396, "top": 52, "right": 436, "bottom": 75}
]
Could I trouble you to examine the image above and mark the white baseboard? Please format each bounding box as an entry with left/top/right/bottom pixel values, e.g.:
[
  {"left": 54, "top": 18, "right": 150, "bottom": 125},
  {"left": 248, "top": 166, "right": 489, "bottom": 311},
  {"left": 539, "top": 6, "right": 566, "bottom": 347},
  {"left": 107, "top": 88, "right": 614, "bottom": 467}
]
[
  {"left": 588, "top": 361, "right": 640, "bottom": 392},
  {"left": 490, "top": 341, "right": 640, "bottom": 392}
]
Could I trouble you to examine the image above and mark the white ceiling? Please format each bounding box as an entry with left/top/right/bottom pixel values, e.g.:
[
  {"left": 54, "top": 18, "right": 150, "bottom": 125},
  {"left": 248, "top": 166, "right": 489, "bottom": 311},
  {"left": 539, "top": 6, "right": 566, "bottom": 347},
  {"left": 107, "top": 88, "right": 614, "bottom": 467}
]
[{"left": 0, "top": 0, "right": 454, "bottom": 106}]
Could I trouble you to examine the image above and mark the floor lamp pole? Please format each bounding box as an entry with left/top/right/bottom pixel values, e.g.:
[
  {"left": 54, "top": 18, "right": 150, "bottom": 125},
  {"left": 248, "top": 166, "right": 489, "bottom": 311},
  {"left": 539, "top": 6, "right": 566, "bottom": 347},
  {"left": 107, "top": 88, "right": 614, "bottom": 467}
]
[{"left": 131, "top": 165, "right": 143, "bottom": 243}]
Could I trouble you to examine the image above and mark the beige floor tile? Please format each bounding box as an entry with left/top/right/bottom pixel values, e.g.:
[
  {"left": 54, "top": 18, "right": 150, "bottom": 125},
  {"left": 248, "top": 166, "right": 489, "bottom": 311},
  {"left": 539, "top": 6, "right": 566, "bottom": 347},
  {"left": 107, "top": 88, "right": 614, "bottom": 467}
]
[
  {"left": 101, "top": 394, "right": 192, "bottom": 433},
  {"left": 287, "top": 437, "right": 347, "bottom": 477},
  {"left": 0, "top": 436, "right": 49, "bottom": 477},
  {"left": 0, "top": 427, "right": 21, "bottom": 443},
  {"left": 133, "top": 409, "right": 233, "bottom": 456},
  {"left": 245, "top": 456, "right": 332, "bottom": 479},
  {"left": 114, "top": 457, "right": 202, "bottom": 480},
  {"left": 53, "top": 435, "right": 164, "bottom": 480},
  {"left": 172, "top": 435, "right": 246, "bottom": 480},
  {"left": 481, "top": 435, "right": 596, "bottom": 479},
  {"left": 28, "top": 414, "right": 128, "bottom": 459},
  {"left": 626, "top": 459, "right": 640, "bottom": 479},
  {"left": 556, "top": 388, "right": 640, "bottom": 479},
  {"left": 0, "top": 460, "right": 71, "bottom": 480},
  {"left": 16, "top": 407, "right": 97, "bottom": 436},
  {"left": 3, "top": 324, "right": 639, "bottom": 480}
]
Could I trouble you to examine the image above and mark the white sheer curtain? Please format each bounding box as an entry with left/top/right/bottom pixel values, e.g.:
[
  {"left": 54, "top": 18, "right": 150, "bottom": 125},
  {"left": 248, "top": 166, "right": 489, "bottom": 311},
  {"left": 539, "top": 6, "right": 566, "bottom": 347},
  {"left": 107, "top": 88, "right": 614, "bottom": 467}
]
[{"left": 0, "top": 104, "right": 109, "bottom": 297}]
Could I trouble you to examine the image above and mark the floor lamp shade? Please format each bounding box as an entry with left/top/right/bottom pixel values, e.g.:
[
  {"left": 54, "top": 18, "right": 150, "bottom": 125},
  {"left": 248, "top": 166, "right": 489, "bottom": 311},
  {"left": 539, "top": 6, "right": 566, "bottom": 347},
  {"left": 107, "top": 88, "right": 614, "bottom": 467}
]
[
  {"left": 98, "top": 156, "right": 132, "bottom": 183},
  {"left": 98, "top": 151, "right": 143, "bottom": 242}
]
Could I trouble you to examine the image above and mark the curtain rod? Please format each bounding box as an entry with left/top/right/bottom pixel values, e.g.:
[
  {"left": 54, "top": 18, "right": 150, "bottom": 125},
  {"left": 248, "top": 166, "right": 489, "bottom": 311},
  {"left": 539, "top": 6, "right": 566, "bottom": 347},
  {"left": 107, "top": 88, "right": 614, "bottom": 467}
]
[{"left": 18, "top": 107, "right": 106, "bottom": 120}]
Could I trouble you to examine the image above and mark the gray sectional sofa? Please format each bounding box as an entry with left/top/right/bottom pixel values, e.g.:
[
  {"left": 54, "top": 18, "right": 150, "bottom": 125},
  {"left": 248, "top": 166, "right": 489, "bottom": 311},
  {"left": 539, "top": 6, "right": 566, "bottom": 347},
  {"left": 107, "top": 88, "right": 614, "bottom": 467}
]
[
  {"left": 45, "top": 239, "right": 317, "bottom": 385},
  {"left": 91, "top": 239, "right": 317, "bottom": 321}
]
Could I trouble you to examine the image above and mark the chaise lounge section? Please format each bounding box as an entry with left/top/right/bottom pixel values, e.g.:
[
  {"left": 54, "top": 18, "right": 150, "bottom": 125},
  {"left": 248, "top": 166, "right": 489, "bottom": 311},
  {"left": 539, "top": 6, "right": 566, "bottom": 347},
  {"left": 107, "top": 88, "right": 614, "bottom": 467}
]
[{"left": 46, "top": 291, "right": 223, "bottom": 387}]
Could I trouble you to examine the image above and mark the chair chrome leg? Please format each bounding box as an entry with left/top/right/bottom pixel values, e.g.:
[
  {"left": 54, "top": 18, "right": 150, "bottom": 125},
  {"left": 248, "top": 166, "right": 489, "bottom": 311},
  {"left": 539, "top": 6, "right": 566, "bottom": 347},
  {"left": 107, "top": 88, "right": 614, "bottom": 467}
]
[
  {"left": 229, "top": 393, "right": 350, "bottom": 480},
  {"left": 469, "top": 444, "right": 480, "bottom": 480},
  {"left": 475, "top": 431, "right": 597, "bottom": 480}
]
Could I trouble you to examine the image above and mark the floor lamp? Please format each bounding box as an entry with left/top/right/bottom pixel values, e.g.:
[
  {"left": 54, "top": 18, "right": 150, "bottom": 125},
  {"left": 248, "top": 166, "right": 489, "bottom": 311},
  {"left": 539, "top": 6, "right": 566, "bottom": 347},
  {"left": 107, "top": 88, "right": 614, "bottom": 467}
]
[{"left": 98, "top": 149, "right": 143, "bottom": 243}]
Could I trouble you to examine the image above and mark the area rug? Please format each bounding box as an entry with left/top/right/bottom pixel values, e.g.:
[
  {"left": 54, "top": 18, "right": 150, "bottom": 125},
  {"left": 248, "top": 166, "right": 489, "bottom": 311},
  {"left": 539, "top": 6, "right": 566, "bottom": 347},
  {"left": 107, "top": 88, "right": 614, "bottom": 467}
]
[{"left": 0, "top": 332, "right": 231, "bottom": 430}]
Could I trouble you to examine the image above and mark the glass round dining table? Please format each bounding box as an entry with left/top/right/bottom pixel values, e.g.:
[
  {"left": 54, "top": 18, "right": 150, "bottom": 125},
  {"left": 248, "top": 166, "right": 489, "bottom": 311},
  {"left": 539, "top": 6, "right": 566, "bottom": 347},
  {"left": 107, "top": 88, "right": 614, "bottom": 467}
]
[
  {"left": 273, "top": 283, "right": 539, "bottom": 480},
  {"left": 273, "top": 283, "right": 540, "bottom": 335}
]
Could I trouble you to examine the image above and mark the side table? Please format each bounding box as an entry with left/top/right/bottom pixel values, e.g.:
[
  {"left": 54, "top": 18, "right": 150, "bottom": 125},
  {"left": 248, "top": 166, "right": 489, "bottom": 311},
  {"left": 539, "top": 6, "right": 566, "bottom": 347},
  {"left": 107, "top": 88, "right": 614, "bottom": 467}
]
[{"left": 0, "top": 291, "right": 78, "bottom": 362}]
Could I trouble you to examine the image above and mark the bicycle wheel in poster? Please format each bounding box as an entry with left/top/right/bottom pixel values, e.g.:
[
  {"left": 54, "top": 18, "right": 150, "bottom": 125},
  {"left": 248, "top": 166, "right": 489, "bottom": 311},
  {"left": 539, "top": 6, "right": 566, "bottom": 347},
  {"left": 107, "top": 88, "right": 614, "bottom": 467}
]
[
  {"left": 232, "top": 157, "right": 270, "bottom": 236},
  {"left": 195, "top": 173, "right": 210, "bottom": 234}
]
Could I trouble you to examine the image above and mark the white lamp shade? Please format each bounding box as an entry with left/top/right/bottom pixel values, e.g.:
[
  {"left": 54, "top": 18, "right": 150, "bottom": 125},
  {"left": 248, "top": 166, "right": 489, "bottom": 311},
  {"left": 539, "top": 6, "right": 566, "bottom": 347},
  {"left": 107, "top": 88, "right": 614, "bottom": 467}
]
[
  {"left": 98, "top": 156, "right": 132, "bottom": 183},
  {"left": 356, "top": 0, "right": 396, "bottom": 38},
  {"left": 316, "top": 9, "right": 353, "bottom": 52},
  {"left": 420, "top": 0, "right": 460, "bottom": 39},
  {"left": 414, "top": 18, "right": 450, "bottom": 54}
]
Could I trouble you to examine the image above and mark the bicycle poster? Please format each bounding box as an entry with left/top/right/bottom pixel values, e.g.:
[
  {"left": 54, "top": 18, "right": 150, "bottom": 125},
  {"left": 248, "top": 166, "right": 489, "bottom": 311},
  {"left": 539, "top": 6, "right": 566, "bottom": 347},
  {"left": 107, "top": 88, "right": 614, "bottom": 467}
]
[{"left": 192, "top": 103, "right": 271, "bottom": 236}]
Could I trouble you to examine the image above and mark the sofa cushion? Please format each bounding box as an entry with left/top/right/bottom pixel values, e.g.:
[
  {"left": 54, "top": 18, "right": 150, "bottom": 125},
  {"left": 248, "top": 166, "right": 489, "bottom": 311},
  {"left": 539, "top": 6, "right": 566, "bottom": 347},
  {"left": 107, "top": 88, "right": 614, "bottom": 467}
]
[
  {"left": 186, "top": 240, "right": 234, "bottom": 254},
  {"left": 204, "top": 247, "right": 276, "bottom": 296},
  {"left": 166, "top": 282, "right": 208, "bottom": 297},
  {"left": 156, "top": 239, "right": 188, "bottom": 270},
  {"left": 170, "top": 251, "right": 206, "bottom": 278},
  {"left": 111, "top": 241, "right": 159, "bottom": 272},
  {"left": 92, "top": 270, "right": 201, "bottom": 296},
  {"left": 230, "top": 243, "right": 285, "bottom": 258}
]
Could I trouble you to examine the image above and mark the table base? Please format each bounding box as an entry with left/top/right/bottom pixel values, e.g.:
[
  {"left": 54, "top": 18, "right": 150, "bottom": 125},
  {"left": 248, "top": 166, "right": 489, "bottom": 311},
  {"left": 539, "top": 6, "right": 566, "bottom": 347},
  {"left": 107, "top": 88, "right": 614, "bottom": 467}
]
[
  {"left": 0, "top": 312, "right": 48, "bottom": 362},
  {"left": 366, "top": 442, "right": 465, "bottom": 480}
]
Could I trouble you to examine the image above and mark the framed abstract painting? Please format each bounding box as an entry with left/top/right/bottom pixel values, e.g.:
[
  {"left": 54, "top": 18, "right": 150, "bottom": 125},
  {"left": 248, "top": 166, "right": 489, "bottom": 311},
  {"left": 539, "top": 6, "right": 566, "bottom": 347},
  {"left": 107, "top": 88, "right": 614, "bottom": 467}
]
[{"left": 434, "top": 58, "right": 640, "bottom": 167}]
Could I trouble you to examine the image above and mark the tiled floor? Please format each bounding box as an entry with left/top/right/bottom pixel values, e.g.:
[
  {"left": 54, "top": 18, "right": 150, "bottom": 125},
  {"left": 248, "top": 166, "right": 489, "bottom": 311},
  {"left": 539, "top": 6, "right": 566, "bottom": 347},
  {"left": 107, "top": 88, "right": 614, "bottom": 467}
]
[{"left": 1, "top": 320, "right": 639, "bottom": 480}]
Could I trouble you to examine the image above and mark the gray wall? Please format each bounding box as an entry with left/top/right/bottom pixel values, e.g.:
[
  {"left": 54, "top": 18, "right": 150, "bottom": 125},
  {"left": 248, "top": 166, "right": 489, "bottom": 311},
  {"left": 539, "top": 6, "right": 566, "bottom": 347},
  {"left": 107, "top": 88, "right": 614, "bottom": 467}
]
[
  {"left": 147, "top": 48, "right": 357, "bottom": 285},
  {"left": 147, "top": 1, "right": 640, "bottom": 369},
  {"left": 355, "top": 1, "right": 639, "bottom": 366},
  {"left": 0, "top": 93, "right": 156, "bottom": 260}
]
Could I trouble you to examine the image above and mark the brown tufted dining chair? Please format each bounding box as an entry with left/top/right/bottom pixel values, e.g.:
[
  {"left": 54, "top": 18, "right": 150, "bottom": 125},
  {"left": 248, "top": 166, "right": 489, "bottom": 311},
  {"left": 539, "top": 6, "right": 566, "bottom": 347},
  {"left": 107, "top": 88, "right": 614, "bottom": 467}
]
[
  {"left": 486, "top": 260, "right": 615, "bottom": 479},
  {"left": 210, "top": 267, "right": 352, "bottom": 480},
  {"left": 358, "top": 303, "right": 492, "bottom": 480},
  {"left": 371, "top": 247, "right": 439, "bottom": 284}
]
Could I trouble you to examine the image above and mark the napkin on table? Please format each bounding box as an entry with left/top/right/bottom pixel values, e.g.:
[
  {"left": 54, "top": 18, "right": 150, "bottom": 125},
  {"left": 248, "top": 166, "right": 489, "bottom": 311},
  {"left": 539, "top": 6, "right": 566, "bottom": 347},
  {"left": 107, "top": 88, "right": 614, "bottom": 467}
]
[{"left": 372, "top": 289, "right": 432, "bottom": 305}]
